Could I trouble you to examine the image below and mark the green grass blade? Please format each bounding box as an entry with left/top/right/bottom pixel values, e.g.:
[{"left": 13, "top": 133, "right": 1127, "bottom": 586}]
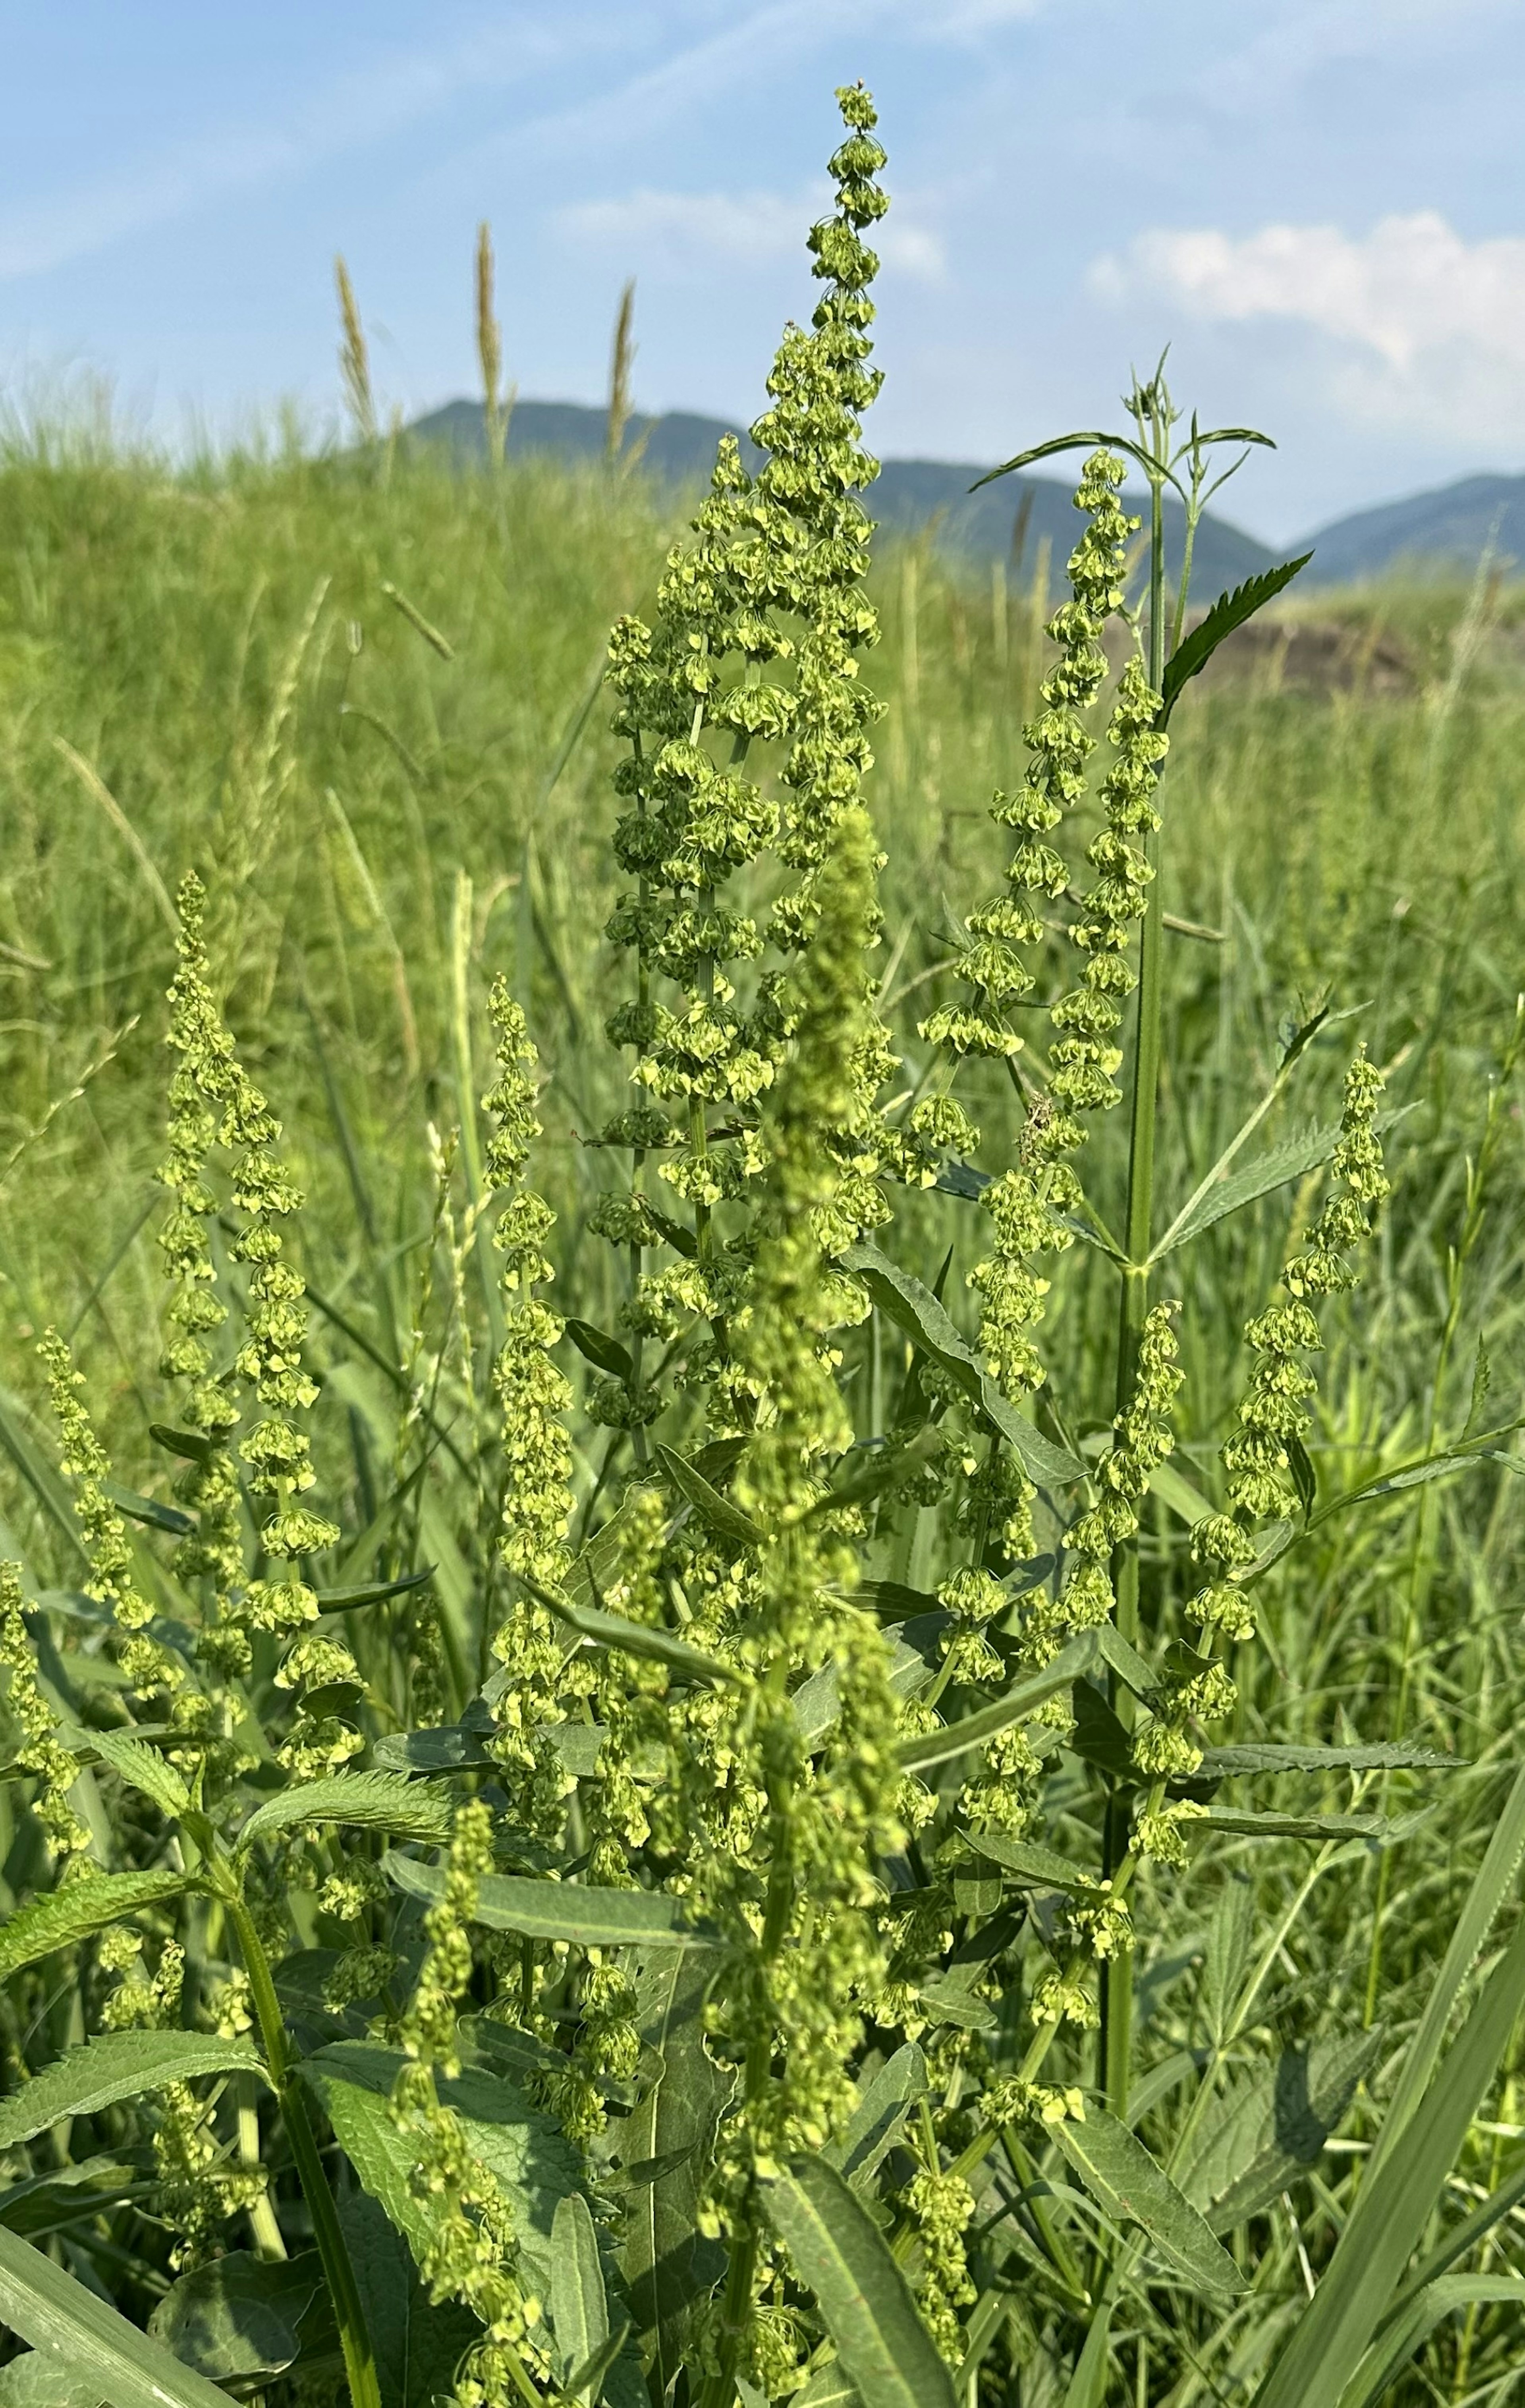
[
  {"left": 0, "top": 2223, "right": 240, "bottom": 2408},
  {"left": 1252, "top": 1908, "right": 1525, "bottom": 2408},
  {"left": 1336, "top": 2275, "right": 1525, "bottom": 2408}
]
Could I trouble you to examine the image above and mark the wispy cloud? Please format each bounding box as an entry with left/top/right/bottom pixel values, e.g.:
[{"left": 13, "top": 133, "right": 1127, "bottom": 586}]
[
  {"left": 0, "top": 15, "right": 577, "bottom": 280},
  {"left": 558, "top": 185, "right": 945, "bottom": 280},
  {"left": 1093, "top": 211, "right": 1525, "bottom": 444}
]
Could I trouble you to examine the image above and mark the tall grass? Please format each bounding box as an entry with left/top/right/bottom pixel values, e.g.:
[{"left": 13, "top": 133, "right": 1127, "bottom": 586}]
[{"left": 0, "top": 89, "right": 1524, "bottom": 2408}]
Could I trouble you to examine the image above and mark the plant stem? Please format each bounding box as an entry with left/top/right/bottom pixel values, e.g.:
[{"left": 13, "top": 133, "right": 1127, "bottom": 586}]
[
  {"left": 1099, "top": 428, "right": 1170, "bottom": 2119},
  {"left": 227, "top": 1891, "right": 383, "bottom": 2408}
]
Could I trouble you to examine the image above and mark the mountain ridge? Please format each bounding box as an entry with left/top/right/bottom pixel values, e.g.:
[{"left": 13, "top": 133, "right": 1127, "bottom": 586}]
[{"left": 410, "top": 397, "right": 1517, "bottom": 592}]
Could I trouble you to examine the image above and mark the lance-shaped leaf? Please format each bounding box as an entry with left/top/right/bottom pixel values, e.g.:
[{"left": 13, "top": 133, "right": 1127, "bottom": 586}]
[
  {"left": 1203, "top": 1805, "right": 1430, "bottom": 1844},
  {"left": 1178, "top": 2029, "right": 1384, "bottom": 2232},
  {"left": 550, "top": 2193, "right": 611, "bottom": 2397},
  {"left": 564, "top": 1318, "right": 635, "bottom": 1380},
  {"left": 1199, "top": 1740, "right": 1460, "bottom": 1777},
  {"left": 1052, "top": 2111, "right": 1245, "bottom": 2294},
  {"left": 620, "top": 1950, "right": 728, "bottom": 2395},
  {"left": 654, "top": 1445, "right": 761, "bottom": 1547},
  {"left": 312, "top": 1565, "right": 436, "bottom": 1616},
  {"left": 959, "top": 1831, "right": 1104, "bottom": 1895},
  {"left": 825, "top": 2045, "right": 929, "bottom": 2192},
  {"left": 234, "top": 1769, "right": 454, "bottom": 1858},
  {"left": 59, "top": 1726, "right": 190, "bottom": 1819},
  {"left": 527, "top": 1577, "right": 742, "bottom": 1689},
  {"left": 383, "top": 1852, "right": 725, "bottom": 1951},
  {"left": 1158, "top": 554, "right": 1312, "bottom": 724},
  {"left": 0, "top": 2223, "right": 240, "bottom": 2408},
  {"left": 0, "top": 1870, "right": 195, "bottom": 1984},
  {"left": 842, "top": 1245, "right": 1085, "bottom": 1486},
  {"left": 761, "top": 2153, "right": 958, "bottom": 2408},
  {"left": 898, "top": 1632, "right": 1099, "bottom": 1773},
  {"left": 0, "top": 2032, "right": 267, "bottom": 2151},
  {"left": 1149, "top": 1107, "right": 1416, "bottom": 1264}
]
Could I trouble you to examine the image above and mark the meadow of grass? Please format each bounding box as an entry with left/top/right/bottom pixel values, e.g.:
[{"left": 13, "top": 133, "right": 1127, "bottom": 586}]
[{"left": 2, "top": 406, "right": 1525, "bottom": 2405}]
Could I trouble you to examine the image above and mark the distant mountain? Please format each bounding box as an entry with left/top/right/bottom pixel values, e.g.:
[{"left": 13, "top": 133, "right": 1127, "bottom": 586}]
[
  {"left": 409, "top": 397, "right": 1276, "bottom": 600},
  {"left": 1293, "top": 474, "right": 1525, "bottom": 586}
]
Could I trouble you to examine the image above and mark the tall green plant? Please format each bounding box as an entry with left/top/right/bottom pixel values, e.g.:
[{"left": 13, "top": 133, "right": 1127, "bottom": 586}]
[{"left": 2, "top": 81, "right": 1523, "bottom": 2408}]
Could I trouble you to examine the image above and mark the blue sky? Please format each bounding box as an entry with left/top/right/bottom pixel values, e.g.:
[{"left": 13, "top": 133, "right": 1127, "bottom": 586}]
[{"left": 2, "top": 0, "right": 1522, "bottom": 542}]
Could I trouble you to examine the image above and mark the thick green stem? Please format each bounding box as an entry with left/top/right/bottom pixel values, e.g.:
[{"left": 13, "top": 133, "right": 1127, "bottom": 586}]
[
  {"left": 1099, "top": 457, "right": 1169, "bottom": 2119},
  {"left": 227, "top": 1893, "right": 383, "bottom": 2408}
]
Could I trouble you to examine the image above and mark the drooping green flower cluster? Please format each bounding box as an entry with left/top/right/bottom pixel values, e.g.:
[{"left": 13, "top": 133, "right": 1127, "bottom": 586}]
[
  {"left": 1046, "top": 1302, "right": 1184, "bottom": 1660},
  {"left": 390, "top": 1799, "right": 547, "bottom": 2407},
  {"left": 0, "top": 1560, "right": 89, "bottom": 1867},
  {"left": 1192, "top": 1050, "right": 1390, "bottom": 1651},
  {"left": 39, "top": 1328, "right": 185, "bottom": 1710}
]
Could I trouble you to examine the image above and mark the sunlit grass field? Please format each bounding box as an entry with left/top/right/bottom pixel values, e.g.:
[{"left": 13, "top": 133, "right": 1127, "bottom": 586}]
[{"left": 2, "top": 428, "right": 1524, "bottom": 2399}]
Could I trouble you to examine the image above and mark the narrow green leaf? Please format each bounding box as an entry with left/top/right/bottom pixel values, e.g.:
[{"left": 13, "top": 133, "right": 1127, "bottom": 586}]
[
  {"left": 1053, "top": 2111, "right": 1245, "bottom": 2294},
  {"left": 1200, "top": 1741, "right": 1461, "bottom": 1777},
  {"left": 0, "top": 2222, "right": 241, "bottom": 2408},
  {"left": 371, "top": 1723, "right": 494, "bottom": 1774},
  {"left": 382, "top": 1852, "right": 724, "bottom": 1950},
  {"left": 1146, "top": 1459, "right": 1217, "bottom": 1525},
  {"left": 0, "top": 1870, "right": 193, "bottom": 1984},
  {"left": 959, "top": 1831, "right": 1103, "bottom": 1894},
  {"left": 1068, "top": 1683, "right": 1134, "bottom": 1780},
  {"left": 563, "top": 1483, "right": 668, "bottom": 1612},
  {"left": 620, "top": 1950, "right": 728, "bottom": 2394},
  {"left": 235, "top": 1770, "right": 454, "bottom": 1858},
  {"left": 564, "top": 1318, "right": 634, "bottom": 1381},
  {"left": 1252, "top": 1907, "right": 1525, "bottom": 2408},
  {"left": 102, "top": 1481, "right": 195, "bottom": 1538},
  {"left": 842, "top": 1245, "right": 1084, "bottom": 1486},
  {"left": 825, "top": 2044, "right": 929, "bottom": 2191},
  {"left": 148, "top": 1423, "right": 212, "bottom": 1466},
  {"left": 896, "top": 1632, "right": 1099, "bottom": 1772},
  {"left": 969, "top": 431, "right": 1147, "bottom": 490},
  {"left": 654, "top": 1445, "right": 761, "bottom": 1547},
  {"left": 527, "top": 1577, "right": 742, "bottom": 1688},
  {"left": 791, "top": 1619, "right": 946, "bottom": 1747},
  {"left": 550, "top": 2193, "right": 610, "bottom": 2395},
  {"left": 760, "top": 2152, "right": 958, "bottom": 2408},
  {"left": 313, "top": 1565, "right": 436, "bottom": 1615},
  {"left": 1150, "top": 1111, "right": 1413, "bottom": 1264},
  {"left": 1158, "top": 554, "right": 1313, "bottom": 724},
  {"left": 0, "top": 2032, "right": 266, "bottom": 2151},
  {"left": 1205, "top": 1804, "right": 1428, "bottom": 1842}
]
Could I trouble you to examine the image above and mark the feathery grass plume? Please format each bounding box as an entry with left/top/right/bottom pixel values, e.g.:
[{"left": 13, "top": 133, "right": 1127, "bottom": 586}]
[
  {"left": 389, "top": 1798, "right": 547, "bottom": 2406},
  {"left": 703, "top": 804, "right": 907, "bottom": 2392},
  {"left": 335, "top": 254, "right": 376, "bottom": 448},
  {"left": 606, "top": 276, "right": 636, "bottom": 465},
  {"left": 0, "top": 1561, "right": 90, "bottom": 1868},
  {"left": 481, "top": 978, "right": 578, "bottom": 1831},
  {"left": 476, "top": 222, "right": 508, "bottom": 470}
]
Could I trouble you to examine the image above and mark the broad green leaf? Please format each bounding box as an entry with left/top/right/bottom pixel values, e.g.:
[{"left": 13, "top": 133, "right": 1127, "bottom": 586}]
[
  {"left": 0, "top": 1869, "right": 194, "bottom": 1983},
  {"left": 336, "top": 2188, "right": 480, "bottom": 2408},
  {"left": 793, "top": 2367, "right": 860, "bottom": 2408},
  {"left": 383, "top": 1851, "right": 725, "bottom": 1950},
  {"left": 960, "top": 1831, "right": 1103, "bottom": 1894},
  {"left": 896, "top": 1631, "right": 1098, "bottom": 1772},
  {"left": 0, "top": 2223, "right": 240, "bottom": 2408},
  {"left": 1180, "top": 2029, "right": 1385, "bottom": 2231},
  {"left": 1068, "top": 1682, "right": 1133, "bottom": 1780},
  {"left": 842, "top": 1245, "right": 1084, "bottom": 1486},
  {"left": 1252, "top": 1905, "right": 1525, "bottom": 2408},
  {"left": 147, "top": 2252, "right": 332, "bottom": 2385},
  {"left": 825, "top": 2044, "right": 928, "bottom": 2191},
  {"left": 0, "top": 2352, "right": 103, "bottom": 2406},
  {"left": 1094, "top": 1624, "right": 1156, "bottom": 1700},
  {"left": 1200, "top": 1740, "right": 1460, "bottom": 1777},
  {"left": 760, "top": 2152, "right": 958, "bottom": 2408},
  {"left": 550, "top": 2193, "right": 610, "bottom": 2396},
  {"left": 1158, "top": 554, "right": 1313, "bottom": 724},
  {"left": 61, "top": 1725, "right": 189, "bottom": 1818},
  {"left": 301, "top": 2039, "right": 583, "bottom": 2304},
  {"left": 528, "top": 1578, "right": 742, "bottom": 1688},
  {"left": 564, "top": 1318, "right": 634, "bottom": 1380},
  {"left": 0, "top": 2032, "right": 266, "bottom": 2150},
  {"left": 1337, "top": 2275, "right": 1525, "bottom": 2408},
  {"left": 654, "top": 1445, "right": 761, "bottom": 1547},
  {"left": 563, "top": 1483, "right": 668, "bottom": 1612},
  {"left": 235, "top": 1769, "right": 454, "bottom": 1857},
  {"left": 620, "top": 1950, "right": 728, "bottom": 2394},
  {"left": 1051, "top": 2111, "right": 1246, "bottom": 2294},
  {"left": 1369, "top": 1757, "right": 1525, "bottom": 2176},
  {"left": 791, "top": 1619, "right": 946, "bottom": 1746}
]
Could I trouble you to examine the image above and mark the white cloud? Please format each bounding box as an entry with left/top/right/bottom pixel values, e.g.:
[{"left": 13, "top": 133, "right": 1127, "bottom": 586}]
[
  {"left": 557, "top": 187, "right": 946, "bottom": 281},
  {"left": 1092, "top": 211, "right": 1525, "bottom": 444}
]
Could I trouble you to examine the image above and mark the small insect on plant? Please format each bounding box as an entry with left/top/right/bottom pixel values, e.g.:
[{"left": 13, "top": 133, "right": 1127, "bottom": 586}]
[{"left": 1, "top": 80, "right": 1524, "bottom": 2408}]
